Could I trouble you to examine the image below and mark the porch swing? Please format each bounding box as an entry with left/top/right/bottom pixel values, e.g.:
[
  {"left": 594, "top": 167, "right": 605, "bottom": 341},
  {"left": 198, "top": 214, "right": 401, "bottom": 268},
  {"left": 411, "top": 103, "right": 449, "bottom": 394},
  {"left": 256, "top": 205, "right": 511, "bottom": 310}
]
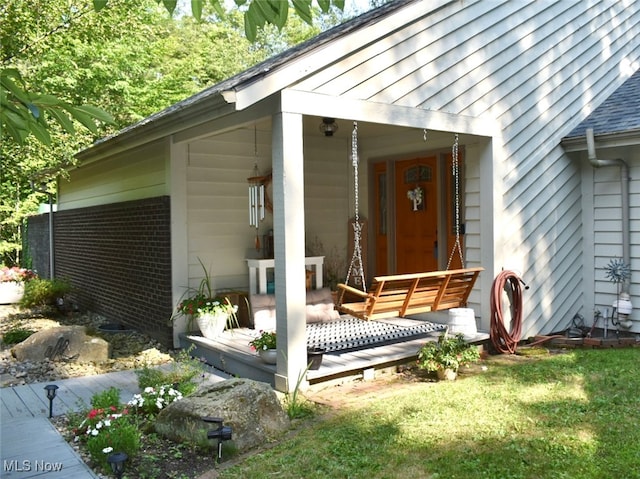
[{"left": 335, "top": 129, "right": 483, "bottom": 321}]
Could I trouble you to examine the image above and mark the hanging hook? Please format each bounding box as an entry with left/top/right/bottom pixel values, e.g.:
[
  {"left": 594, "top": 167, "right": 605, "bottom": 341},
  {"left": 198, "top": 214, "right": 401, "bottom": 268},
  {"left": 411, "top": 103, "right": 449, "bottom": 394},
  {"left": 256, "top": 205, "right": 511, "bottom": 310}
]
[
  {"left": 423, "top": 129, "right": 428, "bottom": 142},
  {"left": 254, "top": 124, "right": 258, "bottom": 157}
]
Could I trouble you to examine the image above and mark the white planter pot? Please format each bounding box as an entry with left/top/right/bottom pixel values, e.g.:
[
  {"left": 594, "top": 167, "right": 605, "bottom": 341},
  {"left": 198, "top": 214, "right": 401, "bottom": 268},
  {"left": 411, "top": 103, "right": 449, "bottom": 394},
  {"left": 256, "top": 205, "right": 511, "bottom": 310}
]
[
  {"left": 436, "top": 368, "right": 458, "bottom": 381},
  {"left": 0, "top": 281, "right": 25, "bottom": 305},
  {"left": 258, "top": 348, "right": 278, "bottom": 364},
  {"left": 196, "top": 312, "right": 229, "bottom": 340}
]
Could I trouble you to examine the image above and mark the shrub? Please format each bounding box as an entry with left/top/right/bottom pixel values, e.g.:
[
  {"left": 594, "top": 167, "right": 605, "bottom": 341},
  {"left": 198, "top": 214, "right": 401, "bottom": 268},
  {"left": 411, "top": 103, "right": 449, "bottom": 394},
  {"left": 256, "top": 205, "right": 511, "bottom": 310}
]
[
  {"left": 417, "top": 332, "right": 480, "bottom": 373},
  {"left": 2, "top": 327, "right": 34, "bottom": 344},
  {"left": 20, "top": 277, "right": 72, "bottom": 308},
  {"left": 91, "top": 387, "right": 121, "bottom": 410},
  {"left": 136, "top": 348, "right": 204, "bottom": 396}
]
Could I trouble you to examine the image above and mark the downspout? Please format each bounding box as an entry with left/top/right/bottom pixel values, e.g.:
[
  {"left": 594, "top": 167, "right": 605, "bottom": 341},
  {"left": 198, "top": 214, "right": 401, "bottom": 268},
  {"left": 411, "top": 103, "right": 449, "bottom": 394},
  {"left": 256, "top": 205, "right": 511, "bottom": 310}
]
[
  {"left": 586, "top": 128, "right": 631, "bottom": 276},
  {"left": 586, "top": 127, "right": 630, "bottom": 292}
]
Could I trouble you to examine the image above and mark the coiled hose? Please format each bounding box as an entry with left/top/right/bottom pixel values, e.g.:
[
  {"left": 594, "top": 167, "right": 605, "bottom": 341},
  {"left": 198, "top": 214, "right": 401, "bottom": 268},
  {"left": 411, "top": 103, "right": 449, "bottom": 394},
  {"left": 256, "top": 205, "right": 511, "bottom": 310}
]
[{"left": 490, "top": 270, "right": 525, "bottom": 354}]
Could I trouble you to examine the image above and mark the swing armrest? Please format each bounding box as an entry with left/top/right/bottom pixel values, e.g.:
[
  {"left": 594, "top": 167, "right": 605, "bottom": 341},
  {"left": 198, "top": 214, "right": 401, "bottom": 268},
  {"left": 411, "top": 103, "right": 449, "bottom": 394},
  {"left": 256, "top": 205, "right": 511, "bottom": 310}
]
[{"left": 336, "top": 283, "right": 372, "bottom": 300}]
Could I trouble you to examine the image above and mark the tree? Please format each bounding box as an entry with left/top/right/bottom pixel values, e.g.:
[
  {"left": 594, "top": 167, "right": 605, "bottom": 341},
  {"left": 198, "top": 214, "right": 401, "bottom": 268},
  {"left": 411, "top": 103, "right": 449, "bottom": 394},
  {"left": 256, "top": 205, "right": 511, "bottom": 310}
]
[
  {"left": 96, "top": 0, "right": 346, "bottom": 41},
  {"left": 1, "top": 0, "right": 345, "bottom": 266},
  {"left": 1, "top": 0, "right": 348, "bottom": 147},
  {"left": 1, "top": 2, "right": 116, "bottom": 146}
]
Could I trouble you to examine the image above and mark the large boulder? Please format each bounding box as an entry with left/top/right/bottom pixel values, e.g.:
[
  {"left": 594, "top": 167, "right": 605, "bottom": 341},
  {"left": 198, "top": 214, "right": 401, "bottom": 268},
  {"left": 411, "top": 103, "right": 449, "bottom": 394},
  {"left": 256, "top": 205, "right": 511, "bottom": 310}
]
[
  {"left": 11, "top": 325, "right": 111, "bottom": 363},
  {"left": 154, "top": 378, "right": 290, "bottom": 453}
]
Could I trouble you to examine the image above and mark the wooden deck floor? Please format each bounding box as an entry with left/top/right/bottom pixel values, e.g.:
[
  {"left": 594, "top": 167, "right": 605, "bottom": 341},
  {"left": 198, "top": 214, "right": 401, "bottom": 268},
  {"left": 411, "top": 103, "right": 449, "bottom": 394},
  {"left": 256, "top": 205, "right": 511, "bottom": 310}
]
[{"left": 180, "top": 316, "right": 489, "bottom": 388}]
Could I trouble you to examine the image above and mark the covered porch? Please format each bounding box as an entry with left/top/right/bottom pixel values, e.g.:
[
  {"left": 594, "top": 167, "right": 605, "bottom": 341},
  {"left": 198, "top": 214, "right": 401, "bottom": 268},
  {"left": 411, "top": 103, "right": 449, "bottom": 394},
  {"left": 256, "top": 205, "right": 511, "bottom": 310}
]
[{"left": 164, "top": 4, "right": 498, "bottom": 394}]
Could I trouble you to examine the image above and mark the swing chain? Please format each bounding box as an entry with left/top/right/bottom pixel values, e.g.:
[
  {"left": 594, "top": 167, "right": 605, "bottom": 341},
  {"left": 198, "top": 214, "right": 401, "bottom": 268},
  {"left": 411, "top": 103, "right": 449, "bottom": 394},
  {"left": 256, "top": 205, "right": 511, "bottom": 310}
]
[
  {"left": 345, "top": 121, "right": 366, "bottom": 290},
  {"left": 446, "top": 133, "right": 465, "bottom": 270}
]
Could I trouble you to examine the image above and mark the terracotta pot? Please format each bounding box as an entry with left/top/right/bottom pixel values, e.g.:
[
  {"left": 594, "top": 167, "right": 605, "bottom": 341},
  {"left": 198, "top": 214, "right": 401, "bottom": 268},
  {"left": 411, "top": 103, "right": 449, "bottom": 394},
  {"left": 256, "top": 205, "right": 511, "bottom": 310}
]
[
  {"left": 196, "top": 312, "right": 229, "bottom": 340},
  {"left": 436, "top": 368, "right": 458, "bottom": 381},
  {"left": 0, "top": 281, "right": 25, "bottom": 305},
  {"left": 258, "top": 348, "right": 278, "bottom": 364}
]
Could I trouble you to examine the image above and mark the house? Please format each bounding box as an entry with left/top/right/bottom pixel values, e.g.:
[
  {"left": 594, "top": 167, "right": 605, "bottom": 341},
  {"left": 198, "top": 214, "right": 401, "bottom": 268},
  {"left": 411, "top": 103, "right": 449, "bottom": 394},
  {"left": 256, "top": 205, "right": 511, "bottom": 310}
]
[
  {"left": 29, "top": 0, "right": 640, "bottom": 392},
  {"left": 562, "top": 68, "right": 640, "bottom": 329}
]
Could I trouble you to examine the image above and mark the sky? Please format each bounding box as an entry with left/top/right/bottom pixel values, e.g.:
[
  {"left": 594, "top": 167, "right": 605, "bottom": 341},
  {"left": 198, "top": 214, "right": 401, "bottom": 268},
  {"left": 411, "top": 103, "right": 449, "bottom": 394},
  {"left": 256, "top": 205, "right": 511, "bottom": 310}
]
[{"left": 176, "top": 1, "right": 375, "bottom": 19}]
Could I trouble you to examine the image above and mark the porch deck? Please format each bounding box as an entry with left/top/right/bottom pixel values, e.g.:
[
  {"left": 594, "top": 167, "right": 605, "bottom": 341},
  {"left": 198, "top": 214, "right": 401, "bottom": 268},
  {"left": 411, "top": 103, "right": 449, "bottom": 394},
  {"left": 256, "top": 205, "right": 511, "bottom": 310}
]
[{"left": 179, "top": 315, "right": 489, "bottom": 388}]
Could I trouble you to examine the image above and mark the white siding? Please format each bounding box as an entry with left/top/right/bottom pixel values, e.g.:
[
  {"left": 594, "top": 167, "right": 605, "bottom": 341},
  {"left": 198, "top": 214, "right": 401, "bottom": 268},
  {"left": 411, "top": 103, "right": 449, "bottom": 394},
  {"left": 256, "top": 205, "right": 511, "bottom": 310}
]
[
  {"left": 183, "top": 127, "right": 350, "bottom": 292},
  {"left": 59, "top": 141, "right": 168, "bottom": 210},
  {"left": 295, "top": 0, "right": 640, "bottom": 335},
  {"left": 589, "top": 145, "right": 640, "bottom": 332}
]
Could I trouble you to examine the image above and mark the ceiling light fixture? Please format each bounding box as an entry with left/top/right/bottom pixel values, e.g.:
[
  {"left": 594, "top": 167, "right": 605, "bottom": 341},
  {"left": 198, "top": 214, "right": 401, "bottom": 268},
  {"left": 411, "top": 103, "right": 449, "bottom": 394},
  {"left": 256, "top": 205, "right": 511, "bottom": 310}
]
[{"left": 319, "top": 117, "right": 338, "bottom": 137}]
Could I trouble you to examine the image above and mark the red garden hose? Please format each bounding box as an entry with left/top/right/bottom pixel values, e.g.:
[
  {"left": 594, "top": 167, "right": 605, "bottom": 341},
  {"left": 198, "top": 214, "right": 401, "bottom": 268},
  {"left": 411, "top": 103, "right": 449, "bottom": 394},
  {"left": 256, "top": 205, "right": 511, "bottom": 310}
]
[{"left": 490, "top": 270, "right": 526, "bottom": 354}]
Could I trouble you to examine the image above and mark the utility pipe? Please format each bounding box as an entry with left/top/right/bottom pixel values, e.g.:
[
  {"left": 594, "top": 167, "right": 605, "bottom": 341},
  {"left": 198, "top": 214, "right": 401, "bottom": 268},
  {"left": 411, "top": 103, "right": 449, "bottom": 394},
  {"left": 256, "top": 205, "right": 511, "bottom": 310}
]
[{"left": 586, "top": 128, "right": 630, "bottom": 292}]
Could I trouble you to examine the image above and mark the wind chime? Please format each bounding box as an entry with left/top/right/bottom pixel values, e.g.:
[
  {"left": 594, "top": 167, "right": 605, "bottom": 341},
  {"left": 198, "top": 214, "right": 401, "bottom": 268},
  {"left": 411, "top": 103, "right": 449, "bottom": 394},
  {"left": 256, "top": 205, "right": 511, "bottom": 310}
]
[
  {"left": 247, "top": 127, "right": 272, "bottom": 251},
  {"left": 248, "top": 164, "right": 265, "bottom": 250}
]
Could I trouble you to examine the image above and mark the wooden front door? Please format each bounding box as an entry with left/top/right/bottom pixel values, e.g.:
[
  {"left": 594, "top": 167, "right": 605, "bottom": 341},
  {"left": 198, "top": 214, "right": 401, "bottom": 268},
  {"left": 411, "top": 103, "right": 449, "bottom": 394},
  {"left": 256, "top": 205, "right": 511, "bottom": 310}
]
[{"left": 395, "top": 157, "right": 439, "bottom": 274}]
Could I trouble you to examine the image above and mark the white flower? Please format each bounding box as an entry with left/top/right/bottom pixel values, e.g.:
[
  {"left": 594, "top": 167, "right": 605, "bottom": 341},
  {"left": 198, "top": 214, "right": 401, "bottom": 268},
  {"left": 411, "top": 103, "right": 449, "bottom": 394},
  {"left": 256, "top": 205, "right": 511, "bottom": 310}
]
[
  {"left": 102, "top": 447, "right": 113, "bottom": 454},
  {"left": 103, "top": 419, "right": 111, "bottom": 427},
  {"left": 144, "top": 386, "right": 155, "bottom": 394},
  {"left": 91, "top": 429, "right": 99, "bottom": 436}
]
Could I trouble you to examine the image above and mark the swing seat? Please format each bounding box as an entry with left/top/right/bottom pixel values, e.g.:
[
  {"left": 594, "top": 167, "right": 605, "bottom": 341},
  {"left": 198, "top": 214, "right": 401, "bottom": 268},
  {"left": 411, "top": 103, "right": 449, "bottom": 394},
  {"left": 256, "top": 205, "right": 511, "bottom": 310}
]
[{"left": 336, "top": 267, "right": 483, "bottom": 321}]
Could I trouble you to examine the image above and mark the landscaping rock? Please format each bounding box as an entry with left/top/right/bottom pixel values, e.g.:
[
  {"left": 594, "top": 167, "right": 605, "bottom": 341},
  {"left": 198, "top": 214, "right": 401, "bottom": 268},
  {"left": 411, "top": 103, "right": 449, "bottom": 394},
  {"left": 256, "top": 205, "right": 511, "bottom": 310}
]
[
  {"left": 11, "top": 325, "right": 111, "bottom": 363},
  {"left": 154, "top": 378, "right": 290, "bottom": 453}
]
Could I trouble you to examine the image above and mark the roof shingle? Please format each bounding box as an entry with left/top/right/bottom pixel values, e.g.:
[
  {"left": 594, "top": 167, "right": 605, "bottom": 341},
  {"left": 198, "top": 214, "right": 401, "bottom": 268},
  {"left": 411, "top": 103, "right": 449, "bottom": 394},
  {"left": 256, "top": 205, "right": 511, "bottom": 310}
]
[{"left": 566, "top": 68, "right": 640, "bottom": 138}]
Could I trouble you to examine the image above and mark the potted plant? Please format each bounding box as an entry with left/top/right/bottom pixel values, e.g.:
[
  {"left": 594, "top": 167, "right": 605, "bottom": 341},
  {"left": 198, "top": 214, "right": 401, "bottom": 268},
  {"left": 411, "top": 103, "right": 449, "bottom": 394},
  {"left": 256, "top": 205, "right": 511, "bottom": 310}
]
[
  {"left": 178, "top": 295, "right": 238, "bottom": 340},
  {"left": 0, "top": 266, "right": 38, "bottom": 305},
  {"left": 173, "top": 259, "right": 238, "bottom": 340},
  {"left": 249, "top": 330, "right": 277, "bottom": 364},
  {"left": 417, "top": 331, "right": 480, "bottom": 380}
]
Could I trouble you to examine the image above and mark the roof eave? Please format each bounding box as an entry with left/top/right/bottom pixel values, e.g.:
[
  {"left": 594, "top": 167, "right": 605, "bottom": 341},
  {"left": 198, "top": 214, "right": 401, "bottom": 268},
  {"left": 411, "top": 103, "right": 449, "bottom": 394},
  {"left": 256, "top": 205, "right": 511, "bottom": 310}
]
[
  {"left": 75, "top": 93, "right": 234, "bottom": 162},
  {"left": 561, "top": 129, "right": 640, "bottom": 153}
]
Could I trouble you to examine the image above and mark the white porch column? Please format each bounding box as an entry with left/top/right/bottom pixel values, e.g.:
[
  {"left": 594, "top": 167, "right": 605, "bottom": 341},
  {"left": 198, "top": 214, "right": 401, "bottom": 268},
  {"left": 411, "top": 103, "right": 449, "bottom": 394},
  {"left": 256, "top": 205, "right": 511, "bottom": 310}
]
[
  {"left": 272, "top": 111, "right": 307, "bottom": 392},
  {"left": 169, "top": 138, "right": 189, "bottom": 348}
]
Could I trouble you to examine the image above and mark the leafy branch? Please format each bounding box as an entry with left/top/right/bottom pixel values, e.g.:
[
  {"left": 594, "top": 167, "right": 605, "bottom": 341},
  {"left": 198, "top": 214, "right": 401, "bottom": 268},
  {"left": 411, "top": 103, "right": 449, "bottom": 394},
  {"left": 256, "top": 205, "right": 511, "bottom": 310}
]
[
  {"left": 1, "top": 68, "right": 114, "bottom": 146},
  {"left": 95, "top": 0, "right": 345, "bottom": 41}
]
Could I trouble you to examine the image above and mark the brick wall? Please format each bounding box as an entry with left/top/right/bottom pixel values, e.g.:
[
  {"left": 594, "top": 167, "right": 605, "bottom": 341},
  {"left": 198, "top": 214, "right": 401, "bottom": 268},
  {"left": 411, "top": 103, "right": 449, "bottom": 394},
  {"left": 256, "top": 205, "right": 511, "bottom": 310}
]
[
  {"left": 51, "top": 196, "right": 173, "bottom": 346},
  {"left": 25, "top": 213, "right": 51, "bottom": 279}
]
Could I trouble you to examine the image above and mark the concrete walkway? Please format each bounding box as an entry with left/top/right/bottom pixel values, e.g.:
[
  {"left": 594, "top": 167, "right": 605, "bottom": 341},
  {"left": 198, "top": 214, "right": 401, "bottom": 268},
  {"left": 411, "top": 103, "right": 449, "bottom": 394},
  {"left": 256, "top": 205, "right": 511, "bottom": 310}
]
[{"left": 1, "top": 367, "right": 230, "bottom": 478}]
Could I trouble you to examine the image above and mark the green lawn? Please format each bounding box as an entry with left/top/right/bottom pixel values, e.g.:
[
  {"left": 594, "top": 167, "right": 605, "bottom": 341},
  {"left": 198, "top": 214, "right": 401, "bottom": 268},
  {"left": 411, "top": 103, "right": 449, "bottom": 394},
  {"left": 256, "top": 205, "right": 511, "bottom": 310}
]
[{"left": 220, "top": 348, "right": 640, "bottom": 479}]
